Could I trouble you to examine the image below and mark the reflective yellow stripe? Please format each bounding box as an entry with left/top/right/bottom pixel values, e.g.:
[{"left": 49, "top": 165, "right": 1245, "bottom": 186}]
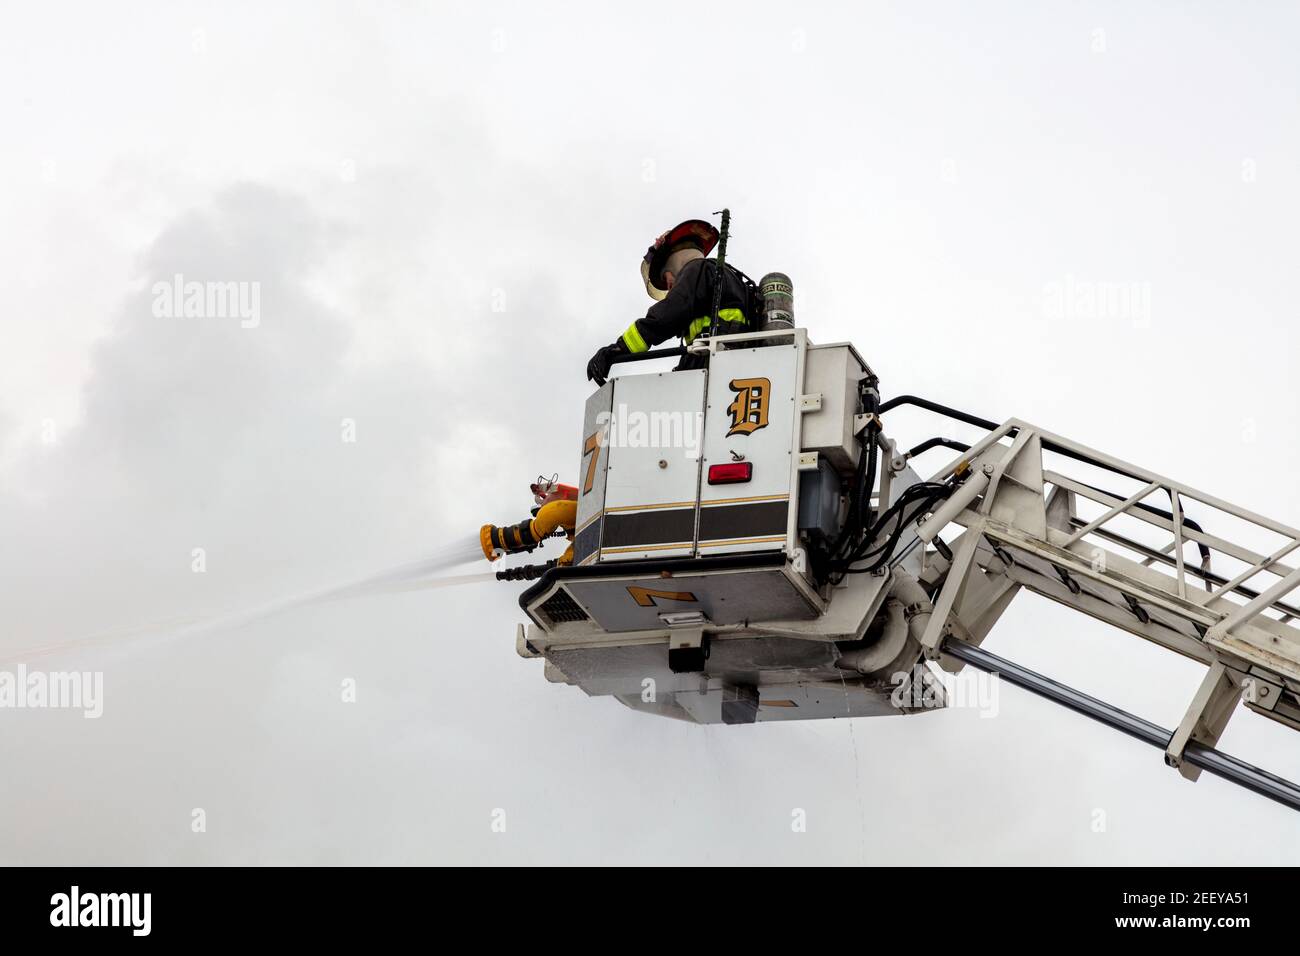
[
  {"left": 684, "top": 308, "right": 745, "bottom": 345},
  {"left": 622, "top": 322, "right": 648, "bottom": 354}
]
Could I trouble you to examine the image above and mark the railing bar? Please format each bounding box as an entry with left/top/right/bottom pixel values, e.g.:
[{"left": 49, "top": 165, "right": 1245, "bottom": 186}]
[
  {"left": 1071, "top": 521, "right": 1300, "bottom": 619},
  {"left": 1063, "top": 479, "right": 1163, "bottom": 547},
  {"left": 1048, "top": 472, "right": 1298, "bottom": 579},
  {"left": 1208, "top": 538, "right": 1300, "bottom": 602},
  {"left": 1211, "top": 566, "right": 1300, "bottom": 638},
  {"left": 1172, "top": 491, "right": 1187, "bottom": 599},
  {"left": 1019, "top": 418, "right": 1300, "bottom": 539}
]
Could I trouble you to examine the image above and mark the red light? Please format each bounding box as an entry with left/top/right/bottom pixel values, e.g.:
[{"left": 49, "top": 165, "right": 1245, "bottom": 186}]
[{"left": 708, "top": 462, "right": 753, "bottom": 485}]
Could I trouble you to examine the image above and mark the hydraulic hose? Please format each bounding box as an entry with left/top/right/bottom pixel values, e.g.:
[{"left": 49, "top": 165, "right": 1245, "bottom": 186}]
[{"left": 819, "top": 375, "right": 883, "bottom": 583}]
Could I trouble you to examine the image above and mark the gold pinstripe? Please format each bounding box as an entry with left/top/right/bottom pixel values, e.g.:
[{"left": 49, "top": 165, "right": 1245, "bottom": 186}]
[
  {"left": 697, "top": 535, "right": 787, "bottom": 548},
  {"left": 702, "top": 493, "right": 790, "bottom": 506},
  {"left": 603, "top": 501, "right": 696, "bottom": 513},
  {"left": 600, "top": 542, "right": 693, "bottom": 554}
]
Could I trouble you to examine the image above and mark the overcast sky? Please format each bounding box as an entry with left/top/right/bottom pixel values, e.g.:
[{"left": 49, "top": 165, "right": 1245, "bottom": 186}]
[{"left": 2, "top": 2, "right": 1298, "bottom": 864}]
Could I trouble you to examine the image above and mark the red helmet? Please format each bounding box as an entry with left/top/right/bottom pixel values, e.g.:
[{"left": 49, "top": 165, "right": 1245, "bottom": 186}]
[{"left": 641, "top": 219, "right": 719, "bottom": 300}]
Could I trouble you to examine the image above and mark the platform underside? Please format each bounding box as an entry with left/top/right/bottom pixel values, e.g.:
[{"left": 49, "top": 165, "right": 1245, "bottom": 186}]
[
  {"left": 546, "top": 633, "right": 912, "bottom": 724},
  {"left": 518, "top": 554, "right": 939, "bottom": 725}
]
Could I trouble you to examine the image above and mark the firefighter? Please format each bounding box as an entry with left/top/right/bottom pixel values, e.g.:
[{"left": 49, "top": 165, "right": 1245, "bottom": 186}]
[{"left": 585, "top": 219, "right": 753, "bottom": 386}]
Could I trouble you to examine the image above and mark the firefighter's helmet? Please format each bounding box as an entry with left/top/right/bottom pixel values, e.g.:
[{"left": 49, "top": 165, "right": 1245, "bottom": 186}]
[{"left": 640, "top": 219, "right": 719, "bottom": 300}]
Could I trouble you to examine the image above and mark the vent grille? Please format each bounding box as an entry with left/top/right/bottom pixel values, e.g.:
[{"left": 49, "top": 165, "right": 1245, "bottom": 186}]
[{"left": 539, "top": 590, "right": 588, "bottom": 625}]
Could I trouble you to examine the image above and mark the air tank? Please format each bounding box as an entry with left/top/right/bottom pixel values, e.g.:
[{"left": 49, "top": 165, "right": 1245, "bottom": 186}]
[{"left": 758, "top": 272, "right": 794, "bottom": 332}]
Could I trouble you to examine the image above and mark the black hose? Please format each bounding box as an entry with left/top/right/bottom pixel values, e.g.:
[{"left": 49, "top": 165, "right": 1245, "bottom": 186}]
[
  {"left": 822, "top": 376, "right": 882, "bottom": 576},
  {"left": 905, "top": 436, "right": 971, "bottom": 458},
  {"left": 496, "top": 560, "right": 557, "bottom": 582},
  {"left": 880, "top": 394, "right": 1143, "bottom": 479},
  {"left": 880, "top": 395, "right": 997, "bottom": 431},
  {"left": 831, "top": 481, "right": 953, "bottom": 576},
  {"left": 856, "top": 376, "right": 882, "bottom": 539}
]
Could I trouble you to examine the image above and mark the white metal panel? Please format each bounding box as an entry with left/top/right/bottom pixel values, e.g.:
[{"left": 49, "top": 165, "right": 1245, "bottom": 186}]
[
  {"left": 572, "top": 382, "right": 613, "bottom": 566},
  {"left": 601, "top": 370, "right": 706, "bottom": 561},
  {"left": 801, "top": 344, "right": 865, "bottom": 474},
  {"left": 698, "top": 344, "right": 800, "bottom": 555}
]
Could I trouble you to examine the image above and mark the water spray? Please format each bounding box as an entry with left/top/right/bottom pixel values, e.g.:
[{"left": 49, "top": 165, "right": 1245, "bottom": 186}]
[{"left": 8, "top": 534, "right": 494, "bottom": 665}]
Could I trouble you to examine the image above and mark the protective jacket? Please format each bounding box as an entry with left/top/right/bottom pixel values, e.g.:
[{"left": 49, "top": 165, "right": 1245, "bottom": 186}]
[{"left": 620, "top": 258, "right": 752, "bottom": 366}]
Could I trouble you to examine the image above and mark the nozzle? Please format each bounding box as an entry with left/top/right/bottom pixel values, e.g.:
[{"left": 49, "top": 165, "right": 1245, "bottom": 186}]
[
  {"left": 480, "top": 519, "right": 550, "bottom": 561},
  {"left": 480, "top": 524, "right": 501, "bottom": 562}
]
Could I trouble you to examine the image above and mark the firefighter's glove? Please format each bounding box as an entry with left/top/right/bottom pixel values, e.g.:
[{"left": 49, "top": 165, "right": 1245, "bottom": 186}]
[{"left": 586, "top": 339, "right": 628, "bottom": 387}]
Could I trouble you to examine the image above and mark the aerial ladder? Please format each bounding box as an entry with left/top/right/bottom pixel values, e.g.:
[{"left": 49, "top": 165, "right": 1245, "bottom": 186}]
[
  {"left": 485, "top": 326, "right": 1300, "bottom": 812},
  {"left": 885, "top": 396, "right": 1300, "bottom": 809}
]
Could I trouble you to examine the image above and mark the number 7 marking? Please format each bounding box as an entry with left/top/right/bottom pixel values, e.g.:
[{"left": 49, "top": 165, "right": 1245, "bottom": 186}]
[
  {"left": 582, "top": 429, "right": 604, "bottom": 495},
  {"left": 627, "top": 586, "right": 698, "bottom": 607}
]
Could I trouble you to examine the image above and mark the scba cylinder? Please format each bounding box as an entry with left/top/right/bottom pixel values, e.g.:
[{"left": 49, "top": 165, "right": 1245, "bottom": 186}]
[{"left": 758, "top": 272, "right": 794, "bottom": 331}]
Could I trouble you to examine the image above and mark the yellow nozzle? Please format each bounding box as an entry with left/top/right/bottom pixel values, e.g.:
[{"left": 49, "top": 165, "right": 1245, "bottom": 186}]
[
  {"left": 480, "top": 524, "right": 500, "bottom": 561},
  {"left": 480, "top": 501, "right": 577, "bottom": 563}
]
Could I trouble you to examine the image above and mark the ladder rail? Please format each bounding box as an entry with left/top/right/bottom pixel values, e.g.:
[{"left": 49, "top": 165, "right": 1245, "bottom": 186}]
[
  {"left": 946, "top": 638, "right": 1300, "bottom": 813},
  {"left": 923, "top": 417, "right": 1300, "bottom": 626},
  {"left": 897, "top": 410, "right": 1300, "bottom": 806},
  {"left": 1063, "top": 519, "right": 1300, "bottom": 620},
  {"left": 1045, "top": 473, "right": 1298, "bottom": 600},
  {"left": 1003, "top": 418, "right": 1300, "bottom": 540}
]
